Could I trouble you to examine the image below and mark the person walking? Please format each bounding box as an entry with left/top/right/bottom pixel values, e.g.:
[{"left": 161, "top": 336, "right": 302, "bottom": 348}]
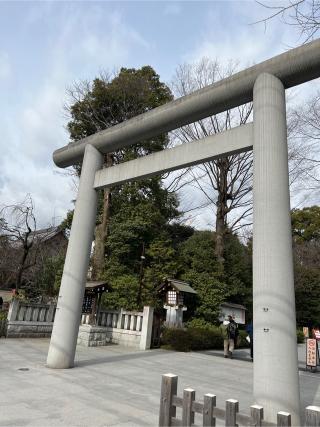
[
  {"left": 220, "top": 316, "right": 230, "bottom": 358},
  {"left": 221, "top": 315, "right": 238, "bottom": 358},
  {"left": 226, "top": 315, "right": 238, "bottom": 358}
]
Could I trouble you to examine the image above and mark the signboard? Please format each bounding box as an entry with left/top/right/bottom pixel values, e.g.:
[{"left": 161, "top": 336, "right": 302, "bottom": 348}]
[
  {"left": 219, "top": 304, "right": 246, "bottom": 325},
  {"left": 313, "top": 329, "right": 320, "bottom": 340},
  {"left": 306, "top": 338, "right": 318, "bottom": 368}
]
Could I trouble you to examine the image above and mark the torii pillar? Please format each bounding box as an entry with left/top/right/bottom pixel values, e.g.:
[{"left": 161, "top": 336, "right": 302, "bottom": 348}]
[
  {"left": 47, "top": 144, "right": 103, "bottom": 369},
  {"left": 253, "top": 73, "right": 300, "bottom": 425}
]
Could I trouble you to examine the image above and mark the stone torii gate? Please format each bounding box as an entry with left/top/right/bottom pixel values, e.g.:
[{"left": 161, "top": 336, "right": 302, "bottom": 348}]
[{"left": 47, "top": 39, "right": 320, "bottom": 424}]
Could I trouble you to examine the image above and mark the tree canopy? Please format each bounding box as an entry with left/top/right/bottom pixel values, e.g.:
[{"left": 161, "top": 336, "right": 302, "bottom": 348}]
[
  {"left": 67, "top": 66, "right": 173, "bottom": 158},
  {"left": 292, "top": 206, "right": 320, "bottom": 242},
  {"left": 66, "top": 66, "right": 175, "bottom": 280},
  {"left": 292, "top": 206, "right": 320, "bottom": 326}
]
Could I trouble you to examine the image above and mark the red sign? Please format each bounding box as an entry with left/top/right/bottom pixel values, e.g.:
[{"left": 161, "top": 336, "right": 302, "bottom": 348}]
[
  {"left": 306, "top": 338, "right": 317, "bottom": 367},
  {"left": 314, "top": 329, "right": 320, "bottom": 340}
]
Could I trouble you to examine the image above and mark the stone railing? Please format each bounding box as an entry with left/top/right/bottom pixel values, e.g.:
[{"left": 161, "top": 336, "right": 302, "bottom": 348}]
[
  {"left": 6, "top": 299, "right": 56, "bottom": 338},
  {"left": 6, "top": 300, "right": 154, "bottom": 350},
  {"left": 78, "top": 306, "right": 153, "bottom": 350}
]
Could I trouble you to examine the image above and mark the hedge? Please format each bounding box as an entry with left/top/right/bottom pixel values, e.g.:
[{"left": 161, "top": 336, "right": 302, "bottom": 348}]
[
  {"left": 161, "top": 325, "right": 249, "bottom": 352},
  {"left": 162, "top": 325, "right": 306, "bottom": 352}
]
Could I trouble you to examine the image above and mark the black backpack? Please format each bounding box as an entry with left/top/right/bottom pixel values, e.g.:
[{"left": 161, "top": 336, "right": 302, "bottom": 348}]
[{"left": 228, "top": 321, "right": 237, "bottom": 339}]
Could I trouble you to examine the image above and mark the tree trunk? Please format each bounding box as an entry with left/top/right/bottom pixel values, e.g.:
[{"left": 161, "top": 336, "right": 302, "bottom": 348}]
[
  {"left": 16, "top": 246, "right": 30, "bottom": 291},
  {"left": 16, "top": 229, "right": 33, "bottom": 292},
  {"left": 215, "top": 158, "right": 229, "bottom": 264},
  {"left": 91, "top": 154, "right": 113, "bottom": 280}
]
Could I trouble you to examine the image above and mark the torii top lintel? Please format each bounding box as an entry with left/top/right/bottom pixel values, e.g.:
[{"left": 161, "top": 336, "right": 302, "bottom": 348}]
[{"left": 53, "top": 38, "right": 320, "bottom": 169}]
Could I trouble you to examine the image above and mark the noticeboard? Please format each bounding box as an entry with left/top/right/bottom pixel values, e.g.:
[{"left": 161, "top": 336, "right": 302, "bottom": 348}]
[{"left": 306, "top": 338, "right": 318, "bottom": 368}]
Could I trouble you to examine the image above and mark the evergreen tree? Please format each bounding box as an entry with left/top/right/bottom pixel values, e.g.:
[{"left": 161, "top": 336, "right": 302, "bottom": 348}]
[
  {"left": 177, "top": 230, "right": 252, "bottom": 323},
  {"left": 292, "top": 206, "right": 320, "bottom": 243},
  {"left": 292, "top": 206, "right": 320, "bottom": 326},
  {"left": 102, "top": 179, "right": 181, "bottom": 309},
  {"left": 66, "top": 66, "right": 174, "bottom": 279}
]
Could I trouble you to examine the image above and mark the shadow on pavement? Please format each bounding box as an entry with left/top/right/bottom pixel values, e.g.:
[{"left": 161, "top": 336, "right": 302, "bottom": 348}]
[
  {"left": 75, "top": 348, "right": 163, "bottom": 367},
  {"left": 197, "top": 348, "right": 253, "bottom": 362}
]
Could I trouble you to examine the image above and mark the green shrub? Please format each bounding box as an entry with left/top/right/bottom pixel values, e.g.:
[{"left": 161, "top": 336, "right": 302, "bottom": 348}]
[
  {"left": 162, "top": 323, "right": 251, "bottom": 352},
  {"left": 162, "top": 327, "right": 193, "bottom": 352},
  {"left": 161, "top": 325, "right": 224, "bottom": 352},
  {"left": 297, "top": 329, "right": 305, "bottom": 344},
  {"left": 185, "top": 318, "right": 216, "bottom": 329},
  {"left": 191, "top": 327, "right": 223, "bottom": 350},
  {"left": 0, "top": 310, "right": 7, "bottom": 321}
]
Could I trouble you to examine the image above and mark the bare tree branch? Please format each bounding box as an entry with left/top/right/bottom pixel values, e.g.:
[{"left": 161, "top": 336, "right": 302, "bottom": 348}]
[
  {"left": 168, "top": 58, "right": 253, "bottom": 261},
  {"left": 0, "top": 195, "right": 53, "bottom": 292},
  {"left": 254, "top": 0, "right": 320, "bottom": 42}
]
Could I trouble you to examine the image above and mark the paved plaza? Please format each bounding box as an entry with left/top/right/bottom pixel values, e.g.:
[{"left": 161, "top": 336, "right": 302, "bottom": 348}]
[{"left": 0, "top": 339, "right": 319, "bottom": 426}]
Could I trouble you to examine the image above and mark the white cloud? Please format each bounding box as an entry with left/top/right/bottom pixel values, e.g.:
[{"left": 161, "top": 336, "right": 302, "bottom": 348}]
[
  {"left": 0, "top": 4, "right": 153, "bottom": 228},
  {"left": 182, "top": 3, "right": 298, "bottom": 71},
  {"left": 0, "top": 160, "right": 76, "bottom": 229},
  {"left": 52, "top": 7, "right": 150, "bottom": 77}
]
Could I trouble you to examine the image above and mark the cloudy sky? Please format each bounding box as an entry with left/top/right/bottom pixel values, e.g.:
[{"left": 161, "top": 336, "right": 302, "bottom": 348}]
[{"left": 0, "top": 0, "right": 318, "bottom": 229}]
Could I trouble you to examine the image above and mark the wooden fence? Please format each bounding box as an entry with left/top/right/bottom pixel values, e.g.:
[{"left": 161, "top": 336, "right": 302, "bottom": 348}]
[{"left": 159, "top": 374, "right": 320, "bottom": 427}]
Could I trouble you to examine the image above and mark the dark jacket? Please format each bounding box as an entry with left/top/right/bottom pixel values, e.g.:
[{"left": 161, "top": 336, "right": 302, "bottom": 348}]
[
  {"left": 246, "top": 322, "right": 253, "bottom": 339},
  {"left": 227, "top": 320, "right": 238, "bottom": 340}
]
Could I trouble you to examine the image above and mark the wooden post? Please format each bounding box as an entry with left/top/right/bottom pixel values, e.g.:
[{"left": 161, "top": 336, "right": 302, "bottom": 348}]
[
  {"left": 203, "top": 394, "right": 216, "bottom": 427},
  {"left": 182, "top": 388, "right": 195, "bottom": 426},
  {"left": 305, "top": 406, "right": 320, "bottom": 427},
  {"left": 159, "top": 374, "right": 178, "bottom": 427},
  {"left": 225, "top": 399, "right": 239, "bottom": 427},
  {"left": 251, "top": 405, "right": 263, "bottom": 426},
  {"left": 277, "top": 411, "right": 291, "bottom": 426}
]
